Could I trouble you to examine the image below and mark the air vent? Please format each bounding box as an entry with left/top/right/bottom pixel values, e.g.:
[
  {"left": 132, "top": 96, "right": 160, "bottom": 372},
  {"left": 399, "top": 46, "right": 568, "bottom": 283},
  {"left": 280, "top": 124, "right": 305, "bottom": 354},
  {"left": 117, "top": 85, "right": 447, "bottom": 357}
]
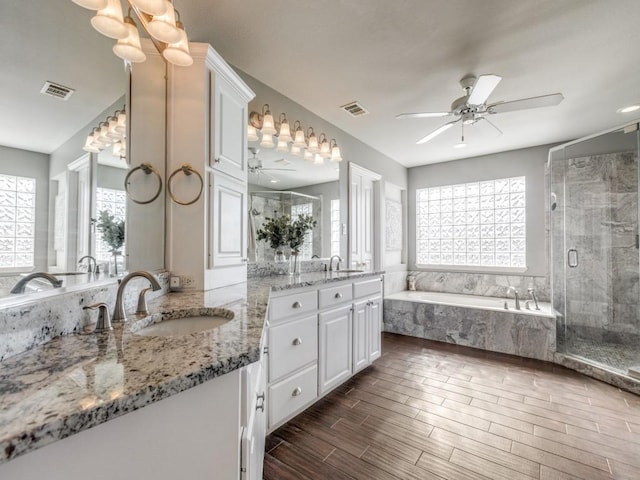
[
  {"left": 341, "top": 101, "right": 369, "bottom": 117},
  {"left": 40, "top": 81, "right": 75, "bottom": 101}
]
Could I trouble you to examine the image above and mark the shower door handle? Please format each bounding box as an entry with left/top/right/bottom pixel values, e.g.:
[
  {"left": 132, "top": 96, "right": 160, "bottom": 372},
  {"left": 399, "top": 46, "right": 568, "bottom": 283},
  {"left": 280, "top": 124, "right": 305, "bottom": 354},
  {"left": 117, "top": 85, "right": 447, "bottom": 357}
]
[{"left": 568, "top": 249, "right": 578, "bottom": 268}]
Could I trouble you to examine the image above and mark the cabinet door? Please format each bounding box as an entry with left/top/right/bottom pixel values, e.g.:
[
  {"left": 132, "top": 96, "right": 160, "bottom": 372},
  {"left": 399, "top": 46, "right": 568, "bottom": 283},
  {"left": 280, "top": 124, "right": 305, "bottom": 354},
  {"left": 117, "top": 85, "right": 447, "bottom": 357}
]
[
  {"left": 318, "top": 305, "right": 352, "bottom": 395},
  {"left": 209, "top": 172, "right": 247, "bottom": 268},
  {"left": 211, "top": 74, "right": 247, "bottom": 181},
  {"left": 368, "top": 296, "right": 382, "bottom": 363},
  {"left": 241, "top": 360, "right": 266, "bottom": 480},
  {"left": 352, "top": 299, "right": 369, "bottom": 373}
]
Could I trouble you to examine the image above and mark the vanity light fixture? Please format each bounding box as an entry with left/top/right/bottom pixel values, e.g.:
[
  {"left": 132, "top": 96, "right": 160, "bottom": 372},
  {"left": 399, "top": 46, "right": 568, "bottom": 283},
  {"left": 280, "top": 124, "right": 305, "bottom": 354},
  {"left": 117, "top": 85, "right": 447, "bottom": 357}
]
[
  {"left": 247, "top": 106, "right": 344, "bottom": 162},
  {"left": 83, "top": 107, "right": 127, "bottom": 158},
  {"left": 72, "top": 0, "right": 193, "bottom": 67},
  {"left": 330, "top": 139, "right": 342, "bottom": 162},
  {"left": 313, "top": 154, "right": 324, "bottom": 165},
  {"left": 617, "top": 104, "right": 640, "bottom": 114},
  {"left": 113, "top": 12, "right": 146, "bottom": 63}
]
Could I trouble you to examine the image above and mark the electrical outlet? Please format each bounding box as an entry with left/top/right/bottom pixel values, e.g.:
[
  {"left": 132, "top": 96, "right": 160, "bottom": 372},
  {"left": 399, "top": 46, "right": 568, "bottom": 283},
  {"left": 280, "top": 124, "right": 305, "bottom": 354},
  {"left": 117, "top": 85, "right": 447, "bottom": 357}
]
[
  {"left": 170, "top": 276, "right": 182, "bottom": 289},
  {"left": 182, "top": 275, "right": 196, "bottom": 289}
]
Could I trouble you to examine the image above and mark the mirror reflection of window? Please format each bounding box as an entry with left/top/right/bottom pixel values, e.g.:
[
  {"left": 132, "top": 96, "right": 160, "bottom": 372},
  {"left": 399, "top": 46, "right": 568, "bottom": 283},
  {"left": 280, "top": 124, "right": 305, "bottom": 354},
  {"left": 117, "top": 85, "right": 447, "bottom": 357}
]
[
  {"left": 291, "top": 202, "right": 313, "bottom": 259},
  {"left": 95, "top": 187, "right": 126, "bottom": 266},
  {"left": 330, "top": 199, "right": 340, "bottom": 257},
  {"left": 0, "top": 174, "right": 36, "bottom": 270}
]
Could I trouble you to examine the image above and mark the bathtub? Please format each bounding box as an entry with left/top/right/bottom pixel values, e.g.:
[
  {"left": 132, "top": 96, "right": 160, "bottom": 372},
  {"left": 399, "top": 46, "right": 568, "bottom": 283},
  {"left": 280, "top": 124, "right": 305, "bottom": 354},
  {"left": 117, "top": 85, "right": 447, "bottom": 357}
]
[
  {"left": 383, "top": 290, "right": 557, "bottom": 361},
  {"left": 386, "top": 290, "right": 555, "bottom": 318}
]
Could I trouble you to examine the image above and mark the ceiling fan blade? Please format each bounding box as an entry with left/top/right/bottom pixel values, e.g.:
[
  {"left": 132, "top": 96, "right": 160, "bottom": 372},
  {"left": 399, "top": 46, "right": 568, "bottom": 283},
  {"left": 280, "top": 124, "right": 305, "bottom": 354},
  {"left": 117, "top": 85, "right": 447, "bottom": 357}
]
[
  {"left": 488, "top": 93, "right": 564, "bottom": 114},
  {"left": 396, "top": 112, "right": 452, "bottom": 119},
  {"left": 416, "top": 119, "right": 460, "bottom": 144},
  {"left": 468, "top": 74, "right": 502, "bottom": 105}
]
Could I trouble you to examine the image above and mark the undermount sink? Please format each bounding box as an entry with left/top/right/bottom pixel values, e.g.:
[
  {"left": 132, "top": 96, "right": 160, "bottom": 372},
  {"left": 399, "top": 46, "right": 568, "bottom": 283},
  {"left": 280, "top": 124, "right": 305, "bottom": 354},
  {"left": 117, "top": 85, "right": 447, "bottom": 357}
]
[{"left": 134, "top": 309, "right": 234, "bottom": 337}]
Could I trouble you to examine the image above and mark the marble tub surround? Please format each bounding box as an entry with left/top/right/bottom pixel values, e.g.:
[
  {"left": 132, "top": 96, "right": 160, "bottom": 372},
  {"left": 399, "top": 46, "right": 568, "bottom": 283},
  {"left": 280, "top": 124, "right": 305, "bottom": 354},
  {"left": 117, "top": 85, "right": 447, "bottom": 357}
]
[
  {"left": 408, "top": 270, "right": 550, "bottom": 302},
  {"left": 0, "top": 282, "right": 268, "bottom": 465},
  {"left": 384, "top": 291, "right": 556, "bottom": 361},
  {"left": 0, "top": 272, "right": 170, "bottom": 361},
  {"left": 383, "top": 269, "right": 408, "bottom": 295}
]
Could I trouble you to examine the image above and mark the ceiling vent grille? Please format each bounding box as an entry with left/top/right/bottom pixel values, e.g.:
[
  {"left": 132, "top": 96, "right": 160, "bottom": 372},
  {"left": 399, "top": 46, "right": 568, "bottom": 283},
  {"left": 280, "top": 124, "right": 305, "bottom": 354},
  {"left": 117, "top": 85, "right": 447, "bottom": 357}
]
[
  {"left": 341, "top": 101, "right": 369, "bottom": 117},
  {"left": 40, "top": 81, "right": 75, "bottom": 101}
]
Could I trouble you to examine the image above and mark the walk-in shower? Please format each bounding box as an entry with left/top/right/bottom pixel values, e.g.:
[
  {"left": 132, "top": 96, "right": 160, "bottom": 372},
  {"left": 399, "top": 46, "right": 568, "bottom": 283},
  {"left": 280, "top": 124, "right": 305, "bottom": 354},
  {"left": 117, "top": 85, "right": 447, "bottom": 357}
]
[{"left": 550, "top": 122, "right": 640, "bottom": 378}]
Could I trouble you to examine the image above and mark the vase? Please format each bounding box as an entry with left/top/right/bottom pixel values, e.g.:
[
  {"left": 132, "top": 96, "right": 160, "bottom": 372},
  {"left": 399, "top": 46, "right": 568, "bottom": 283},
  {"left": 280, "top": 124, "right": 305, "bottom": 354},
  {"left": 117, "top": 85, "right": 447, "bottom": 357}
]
[
  {"left": 110, "top": 250, "right": 122, "bottom": 277},
  {"left": 289, "top": 251, "right": 300, "bottom": 276},
  {"left": 274, "top": 250, "right": 287, "bottom": 275}
]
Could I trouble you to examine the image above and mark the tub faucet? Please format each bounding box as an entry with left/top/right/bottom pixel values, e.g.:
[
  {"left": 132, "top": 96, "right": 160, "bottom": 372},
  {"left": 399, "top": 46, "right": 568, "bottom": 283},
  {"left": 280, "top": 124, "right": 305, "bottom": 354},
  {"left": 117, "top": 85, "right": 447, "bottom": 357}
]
[
  {"left": 79, "top": 255, "right": 99, "bottom": 274},
  {"left": 112, "top": 271, "right": 161, "bottom": 323},
  {"left": 507, "top": 286, "right": 520, "bottom": 310},
  {"left": 10, "top": 272, "right": 62, "bottom": 294},
  {"left": 329, "top": 255, "right": 342, "bottom": 271},
  {"left": 527, "top": 288, "right": 541, "bottom": 310}
]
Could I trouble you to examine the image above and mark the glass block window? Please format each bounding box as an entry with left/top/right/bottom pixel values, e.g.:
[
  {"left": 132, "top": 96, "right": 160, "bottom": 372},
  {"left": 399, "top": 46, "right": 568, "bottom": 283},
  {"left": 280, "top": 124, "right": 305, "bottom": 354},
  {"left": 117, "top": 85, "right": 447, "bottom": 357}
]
[
  {"left": 0, "top": 174, "right": 36, "bottom": 269},
  {"left": 330, "top": 199, "right": 340, "bottom": 257},
  {"left": 95, "top": 187, "right": 127, "bottom": 263},
  {"left": 291, "top": 202, "right": 313, "bottom": 259},
  {"left": 416, "top": 176, "right": 526, "bottom": 268}
]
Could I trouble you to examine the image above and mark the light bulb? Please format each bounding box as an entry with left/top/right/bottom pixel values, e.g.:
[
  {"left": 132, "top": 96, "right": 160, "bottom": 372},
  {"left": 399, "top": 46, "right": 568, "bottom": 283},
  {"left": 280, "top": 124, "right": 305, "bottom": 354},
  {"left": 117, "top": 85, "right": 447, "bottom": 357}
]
[
  {"left": 113, "top": 16, "right": 147, "bottom": 63},
  {"left": 330, "top": 144, "right": 342, "bottom": 162},
  {"left": 278, "top": 118, "right": 292, "bottom": 143},
  {"left": 304, "top": 150, "right": 313, "bottom": 161},
  {"left": 313, "top": 154, "right": 324, "bottom": 165},
  {"left": 72, "top": 0, "right": 108, "bottom": 10},
  {"left": 130, "top": 0, "right": 167, "bottom": 16},
  {"left": 247, "top": 124, "right": 259, "bottom": 142},
  {"left": 260, "top": 110, "right": 277, "bottom": 136},
  {"left": 260, "top": 134, "right": 275, "bottom": 149},
  {"left": 162, "top": 21, "right": 193, "bottom": 66},
  {"left": 276, "top": 139, "right": 289, "bottom": 152},
  {"left": 115, "top": 111, "right": 127, "bottom": 134},
  {"left": 147, "top": 1, "right": 181, "bottom": 43},
  {"left": 83, "top": 133, "right": 101, "bottom": 153},
  {"left": 291, "top": 145, "right": 302, "bottom": 156},
  {"left": 293, "top": 126, "right": 306, "bottom": 148},
  {"left": 307, "top": 130, "right": 318, "bottom": 153}
]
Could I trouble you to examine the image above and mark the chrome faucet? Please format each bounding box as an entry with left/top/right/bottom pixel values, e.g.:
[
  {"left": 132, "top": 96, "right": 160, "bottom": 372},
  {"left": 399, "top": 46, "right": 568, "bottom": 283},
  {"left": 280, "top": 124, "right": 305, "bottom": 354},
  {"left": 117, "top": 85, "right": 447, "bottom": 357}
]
[
  {"left": 10, "top": 272, "right": 63, "bottom": 294},
  {"left": 527, "top": 288, "right": 541, "bottom": 310},
  {"left": 329, "top": 255, "right": 342, "bottom": 271},
  {"left": 507, "top": 286, "right": 520, "bottom": 310},
  {"left": 78, "top": 255, "right": 99, "bottom": 274},
  {"left": 112, "top": 271, "right": 161, "bottom": 323}
]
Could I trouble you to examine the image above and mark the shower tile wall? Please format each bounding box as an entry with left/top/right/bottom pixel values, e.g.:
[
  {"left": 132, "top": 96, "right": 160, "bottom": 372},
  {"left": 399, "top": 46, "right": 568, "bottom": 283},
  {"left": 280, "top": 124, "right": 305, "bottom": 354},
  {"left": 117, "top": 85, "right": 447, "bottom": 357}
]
[{"left": 556, "top": 152, "right": 639, "bottom": 344}]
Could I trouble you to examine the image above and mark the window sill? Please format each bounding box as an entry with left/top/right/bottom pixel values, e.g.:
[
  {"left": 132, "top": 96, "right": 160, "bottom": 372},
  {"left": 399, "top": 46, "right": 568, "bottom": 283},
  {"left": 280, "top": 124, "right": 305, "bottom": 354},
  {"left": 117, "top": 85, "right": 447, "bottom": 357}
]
[{"left": 414, "top": 264, "right": 529, "bottom": 275}]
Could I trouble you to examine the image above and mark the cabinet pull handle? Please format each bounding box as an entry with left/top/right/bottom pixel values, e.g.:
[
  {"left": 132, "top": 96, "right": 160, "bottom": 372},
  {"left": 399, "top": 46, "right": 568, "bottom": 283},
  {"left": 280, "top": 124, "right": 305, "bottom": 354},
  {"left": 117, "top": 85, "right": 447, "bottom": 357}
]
[
  {"left": 292, "top": 337, "right": 303, "bottom": 346},
  {"left": 568, "top": 248, "right": 578, "bottom": 268},
  {"left": 334, "top": 292, "right": 343, "bottom": 299},
  {"left": 292, "top": 301, "right": 302, "bottom": 309},
  {"left": 292, "top": 387, "right": 302, "bottom": 397},
  {"left": 256, "top": 393, "right": 265, "bottom": 412},
  {"left": 263, "top": 346, "right": 269, "bottom": 355}
]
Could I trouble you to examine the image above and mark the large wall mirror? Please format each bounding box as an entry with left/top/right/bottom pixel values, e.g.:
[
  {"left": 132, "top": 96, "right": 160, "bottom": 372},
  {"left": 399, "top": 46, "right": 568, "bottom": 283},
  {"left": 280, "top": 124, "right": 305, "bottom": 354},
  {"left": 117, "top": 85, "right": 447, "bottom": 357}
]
[
  {"left": 0, "top": 0, "right": 165, "bottom": 303},
  {"left": 248, "top": 145, "right": 340, "bottom": 264}
]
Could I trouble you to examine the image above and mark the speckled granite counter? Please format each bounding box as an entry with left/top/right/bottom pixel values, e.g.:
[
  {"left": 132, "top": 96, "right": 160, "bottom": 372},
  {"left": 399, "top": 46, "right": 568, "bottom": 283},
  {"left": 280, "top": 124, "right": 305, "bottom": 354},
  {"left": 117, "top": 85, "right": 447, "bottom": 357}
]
[{"left": 0, "top": 270, "right": 382, "bottom": 465}]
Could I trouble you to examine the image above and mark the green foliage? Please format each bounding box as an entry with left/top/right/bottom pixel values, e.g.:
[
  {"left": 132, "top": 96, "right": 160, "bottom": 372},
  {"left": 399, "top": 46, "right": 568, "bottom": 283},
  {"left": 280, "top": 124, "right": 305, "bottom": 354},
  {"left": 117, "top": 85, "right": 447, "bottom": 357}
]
[
  {"left": 94, "top": 210, "right": 125, "bottom": 252},
  {"left": 256, "top": 214, "right": 317, "bottom": 253},
  {"left": 257, "top": 215, "right": 291, "bottom": 250},
  {"left": 288, "top": 214, "right": 317, "bottom": 252}
]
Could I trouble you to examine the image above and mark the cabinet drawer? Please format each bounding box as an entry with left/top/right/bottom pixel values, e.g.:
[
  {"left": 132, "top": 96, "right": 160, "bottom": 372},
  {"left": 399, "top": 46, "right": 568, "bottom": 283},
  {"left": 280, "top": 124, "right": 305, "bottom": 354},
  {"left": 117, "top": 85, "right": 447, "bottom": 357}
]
[
  {"left": 269, "top": 364, "right": 318, "bottom": 428},
  {"left": 353, "top": 277, "right": 382, "bottom": 299},
  {"left": 269, "top": 290, "right": 318, "bottom": 323},
  {"left": 268, "top": 314, "right": 317, "bottom": 382},
  {"left": 318, "top": 283, "right": 353, "bottom": 310}
]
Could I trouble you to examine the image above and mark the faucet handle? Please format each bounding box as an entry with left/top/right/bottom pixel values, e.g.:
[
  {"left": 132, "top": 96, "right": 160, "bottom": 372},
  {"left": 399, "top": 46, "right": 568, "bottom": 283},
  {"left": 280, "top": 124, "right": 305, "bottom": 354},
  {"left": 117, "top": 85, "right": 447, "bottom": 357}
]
[
  {"left": 136, "top": 287, "right": 153, "bottom": 316},
  {"left": 83, "top": 303, "right": 113, "bottom": 333}
]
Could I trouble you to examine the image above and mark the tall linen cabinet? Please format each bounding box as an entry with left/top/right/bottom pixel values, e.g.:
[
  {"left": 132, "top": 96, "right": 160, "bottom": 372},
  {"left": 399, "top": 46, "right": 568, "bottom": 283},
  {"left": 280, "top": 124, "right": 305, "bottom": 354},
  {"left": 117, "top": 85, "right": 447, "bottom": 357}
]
[{"left": 166, "top": 43, "right": 254, "bottom": 289}]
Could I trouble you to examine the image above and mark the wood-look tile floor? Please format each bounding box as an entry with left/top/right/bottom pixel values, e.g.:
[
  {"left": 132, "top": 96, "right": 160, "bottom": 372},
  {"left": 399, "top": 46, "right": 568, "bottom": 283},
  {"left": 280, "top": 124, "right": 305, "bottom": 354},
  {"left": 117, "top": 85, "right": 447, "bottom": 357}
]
[{"left": 264, "top": 333, "right": 640, "bottom": 480}]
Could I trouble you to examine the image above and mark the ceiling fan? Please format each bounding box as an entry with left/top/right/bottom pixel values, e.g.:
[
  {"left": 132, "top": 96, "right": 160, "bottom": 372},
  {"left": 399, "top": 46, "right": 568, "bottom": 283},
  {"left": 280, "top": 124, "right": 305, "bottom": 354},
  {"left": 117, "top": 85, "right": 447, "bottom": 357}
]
[
  {"left": 248, "top": 147, "right": 295, "bottom": 183},
  {"left": 397, "top": 74, "right": 564, "bottom": 144}
]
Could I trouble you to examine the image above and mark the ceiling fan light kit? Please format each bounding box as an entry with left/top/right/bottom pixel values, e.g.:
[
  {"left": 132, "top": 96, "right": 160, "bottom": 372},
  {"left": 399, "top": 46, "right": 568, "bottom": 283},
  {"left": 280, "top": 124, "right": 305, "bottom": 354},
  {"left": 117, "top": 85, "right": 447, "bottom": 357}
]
[
  {"left": 248, "top": 104, "right": 343, "bottom": 164},
  {"left": 398, "top": 73, "right": 564, "bottom": 147}
]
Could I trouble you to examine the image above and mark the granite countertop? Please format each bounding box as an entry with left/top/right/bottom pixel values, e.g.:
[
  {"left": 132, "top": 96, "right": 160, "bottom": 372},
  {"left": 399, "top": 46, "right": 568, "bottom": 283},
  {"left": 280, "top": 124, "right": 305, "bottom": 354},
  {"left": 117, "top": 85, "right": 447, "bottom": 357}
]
[{"left": 0, "top": 270, "right": 382, "bottom": 465}]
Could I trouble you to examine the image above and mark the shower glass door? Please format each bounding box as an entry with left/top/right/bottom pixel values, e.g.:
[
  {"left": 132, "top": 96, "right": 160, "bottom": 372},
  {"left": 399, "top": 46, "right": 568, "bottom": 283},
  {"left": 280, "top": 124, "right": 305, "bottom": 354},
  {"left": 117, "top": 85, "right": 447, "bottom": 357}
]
[{"left": 551, "top": 124, "right": 640, "bottom": 374}]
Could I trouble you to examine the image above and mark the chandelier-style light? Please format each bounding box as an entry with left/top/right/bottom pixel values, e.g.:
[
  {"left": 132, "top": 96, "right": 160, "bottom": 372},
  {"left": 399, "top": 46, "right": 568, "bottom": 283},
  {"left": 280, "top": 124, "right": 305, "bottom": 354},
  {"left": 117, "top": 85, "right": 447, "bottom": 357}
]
[
  {"left": 247, "top": 105, "right": 344, "bottom": 163},
  {"left": 72, "top": 0, "right": 193, "bottom": 67},
  {"left": 82, "top": 107, "right": 127, "bottom": 159}
]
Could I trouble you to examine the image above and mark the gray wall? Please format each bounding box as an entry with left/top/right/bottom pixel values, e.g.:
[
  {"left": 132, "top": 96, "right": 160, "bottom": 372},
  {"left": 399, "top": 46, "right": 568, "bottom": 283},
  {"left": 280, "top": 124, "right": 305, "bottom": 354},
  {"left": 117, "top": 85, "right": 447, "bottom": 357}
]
[
  {"left": 0, "top": 145, "right": 49, "bottom": 270},
  {"left": 408, "top": 144, "right": 551, "bottom": 277},
  {"left": 97, "top": 164, "right": 127, "bottom": 191}
]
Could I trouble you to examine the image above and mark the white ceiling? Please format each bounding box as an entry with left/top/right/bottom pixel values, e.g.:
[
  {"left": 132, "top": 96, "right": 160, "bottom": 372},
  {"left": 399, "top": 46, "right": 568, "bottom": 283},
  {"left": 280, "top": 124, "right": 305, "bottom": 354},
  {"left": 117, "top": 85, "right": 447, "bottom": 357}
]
[{"left": 4, "top": 0, "right": 640, "bottom": 168}]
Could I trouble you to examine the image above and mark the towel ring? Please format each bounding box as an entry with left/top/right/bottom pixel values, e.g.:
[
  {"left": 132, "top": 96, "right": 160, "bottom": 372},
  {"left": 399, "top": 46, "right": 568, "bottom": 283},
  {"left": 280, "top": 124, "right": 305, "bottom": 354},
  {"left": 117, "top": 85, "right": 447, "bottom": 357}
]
[
  {"left": 124, "top": 163, "right": 163, "bottom": 205},
  {"left": 167, "top": 164, "right": 204, "bottom": 206}
]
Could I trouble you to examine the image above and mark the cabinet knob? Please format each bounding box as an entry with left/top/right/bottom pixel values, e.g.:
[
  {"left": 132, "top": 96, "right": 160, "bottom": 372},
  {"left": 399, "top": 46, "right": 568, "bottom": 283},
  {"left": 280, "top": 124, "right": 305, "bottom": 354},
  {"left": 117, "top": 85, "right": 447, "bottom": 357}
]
[
  {"left": 334, "top": 292, "right": 343, "bottom": 299},
  {"left": 292, "top": 301, "right": 302, "bottom": 309},
  {"left": 292, "top": 337, "right": 303, "bottom": 346},
  {"left": 213, "top": 157, "right": 221, "bottom": 164},
  {"left": 292, "top": 387, "right": 302, "bottom": 397},
  {"left": 256, "top": 393, "right": 265, "bottom": 412}
]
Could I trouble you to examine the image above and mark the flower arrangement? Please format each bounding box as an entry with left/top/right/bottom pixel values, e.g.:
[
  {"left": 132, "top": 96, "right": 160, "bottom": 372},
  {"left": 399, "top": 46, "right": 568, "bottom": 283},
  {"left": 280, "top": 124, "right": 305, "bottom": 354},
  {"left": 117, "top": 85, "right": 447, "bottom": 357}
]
[
  {"left": 287, "top": 214, "right": 317, "bottom": 254},
  {"left": 94, "top": 210, "right": 125, "bottom": 252},
  {"left": 256, "top": 214, "right": 317, "bottom": 254}
]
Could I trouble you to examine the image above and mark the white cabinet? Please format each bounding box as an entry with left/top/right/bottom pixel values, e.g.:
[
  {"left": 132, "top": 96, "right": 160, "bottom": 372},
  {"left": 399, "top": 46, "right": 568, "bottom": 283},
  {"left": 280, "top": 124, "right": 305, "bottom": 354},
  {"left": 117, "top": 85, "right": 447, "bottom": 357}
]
[
  {"left": 352, "top": 278, "right": 383, "bottom": 373},
  {"left": 241, "top": 356, "right": 266, "bottom": 480},
  {"left": 210, "top": 74, "right": 248, "bottom": 182},
  {"left": 209, "top": 172, "right": 247, "bottom": 269},
  {"left": 318, "top": 305, "right": 353, "bottom": 395}
]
